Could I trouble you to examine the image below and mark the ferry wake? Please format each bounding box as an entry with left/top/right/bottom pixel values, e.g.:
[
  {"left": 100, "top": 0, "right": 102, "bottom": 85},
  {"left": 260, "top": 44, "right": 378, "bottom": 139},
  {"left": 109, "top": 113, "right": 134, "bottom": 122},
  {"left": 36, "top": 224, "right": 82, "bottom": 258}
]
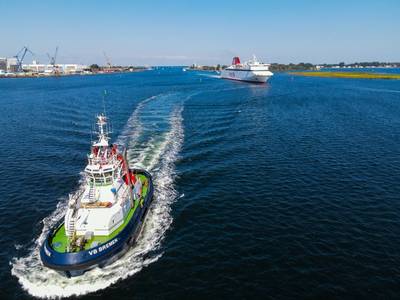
[{"left": 40, "top": 113, "right": 154, "bottom": 277}]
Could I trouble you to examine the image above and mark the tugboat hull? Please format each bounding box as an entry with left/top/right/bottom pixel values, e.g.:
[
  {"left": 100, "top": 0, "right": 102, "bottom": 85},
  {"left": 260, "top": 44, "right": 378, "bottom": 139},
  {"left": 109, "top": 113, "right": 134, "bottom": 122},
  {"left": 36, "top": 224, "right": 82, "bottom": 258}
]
[{"left": 40, "top": 169, "right": 153, "bottom": 277}]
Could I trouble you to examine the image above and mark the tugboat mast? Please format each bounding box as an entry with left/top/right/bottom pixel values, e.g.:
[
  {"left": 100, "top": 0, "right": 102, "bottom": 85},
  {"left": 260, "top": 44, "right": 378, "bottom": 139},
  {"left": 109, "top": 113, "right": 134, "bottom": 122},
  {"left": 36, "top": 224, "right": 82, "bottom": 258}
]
[{"left": 93, "top": 113, "right": 112, "bottom": 147}]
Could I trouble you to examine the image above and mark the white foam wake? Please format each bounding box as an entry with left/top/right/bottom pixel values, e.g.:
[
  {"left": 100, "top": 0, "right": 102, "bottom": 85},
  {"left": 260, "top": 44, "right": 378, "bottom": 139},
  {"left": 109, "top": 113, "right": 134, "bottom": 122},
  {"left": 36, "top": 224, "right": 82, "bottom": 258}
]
[
  {"left": 115, "top": 95, "right": 158, "bottom": 146},
  {"left": 356, "top": 87, "right": 400, "bottom": 94},
  {"left": 197, "top": 73, "right": 221, "bottom": 79},
  {"left": 11, "top": 97, "right": 184, "bottom": 298}
]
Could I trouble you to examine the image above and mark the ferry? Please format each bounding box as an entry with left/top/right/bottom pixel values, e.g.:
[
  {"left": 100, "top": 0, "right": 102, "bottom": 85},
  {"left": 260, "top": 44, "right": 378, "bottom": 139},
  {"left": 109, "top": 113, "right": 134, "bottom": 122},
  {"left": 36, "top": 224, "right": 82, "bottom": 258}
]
[
  {"left": 40, "top": 113, "right": 154, "bottom": 277},
  {"left": 220, "top": 55, "right": 273, "bottom": 83}
]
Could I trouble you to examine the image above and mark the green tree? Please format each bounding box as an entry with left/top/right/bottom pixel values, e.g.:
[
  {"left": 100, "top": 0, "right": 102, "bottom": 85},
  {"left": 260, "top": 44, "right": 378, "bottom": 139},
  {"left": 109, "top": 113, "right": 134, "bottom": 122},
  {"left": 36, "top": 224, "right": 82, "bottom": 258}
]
[{"left": 90, "top": 64, "right": 100, "bottom": 71}]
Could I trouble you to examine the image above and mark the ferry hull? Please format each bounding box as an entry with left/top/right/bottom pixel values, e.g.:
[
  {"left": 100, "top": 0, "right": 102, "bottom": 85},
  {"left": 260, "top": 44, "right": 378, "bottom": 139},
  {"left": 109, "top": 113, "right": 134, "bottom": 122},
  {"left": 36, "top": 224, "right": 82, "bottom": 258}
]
[
  {"left": 220, "top": 70, "right": 273, "bottom": 83},
  {"left": 40, "top": 169, "right": 153, "bottom": 277}
]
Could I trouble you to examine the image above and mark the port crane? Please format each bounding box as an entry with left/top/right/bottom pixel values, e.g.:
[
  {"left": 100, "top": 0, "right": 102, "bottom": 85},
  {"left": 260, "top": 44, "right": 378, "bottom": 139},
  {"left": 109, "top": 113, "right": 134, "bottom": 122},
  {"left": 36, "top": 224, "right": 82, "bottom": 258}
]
[
  {"left": 47, "top": 47, "right": 59, "bottom": 75},
  {"left": 14, "top": 46, "right": 34, "bottom": 72},
  {"left": 103, "top": 52, "right": 112, "bottom": 70},
  {"left": 47, "top": 46, "right": 58, "bottom": 66}
]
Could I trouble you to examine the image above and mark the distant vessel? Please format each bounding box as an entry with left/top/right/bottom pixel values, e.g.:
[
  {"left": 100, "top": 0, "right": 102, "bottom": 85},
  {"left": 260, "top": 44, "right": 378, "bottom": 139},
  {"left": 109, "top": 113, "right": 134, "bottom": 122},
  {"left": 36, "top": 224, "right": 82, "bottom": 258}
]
[
  {"left": 40, "top": 113, "right": 154, "bottom": 277},
  {"left": 220, "top": 55, "right": 273, "bottom": 83}
]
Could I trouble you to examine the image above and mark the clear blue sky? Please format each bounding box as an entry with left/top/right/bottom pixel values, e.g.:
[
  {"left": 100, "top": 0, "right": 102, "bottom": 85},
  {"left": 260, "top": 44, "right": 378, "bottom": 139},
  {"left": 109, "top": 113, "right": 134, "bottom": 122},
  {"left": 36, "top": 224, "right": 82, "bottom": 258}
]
[{"left": 1, "top": 0, "right": 399, "bottom": 65}]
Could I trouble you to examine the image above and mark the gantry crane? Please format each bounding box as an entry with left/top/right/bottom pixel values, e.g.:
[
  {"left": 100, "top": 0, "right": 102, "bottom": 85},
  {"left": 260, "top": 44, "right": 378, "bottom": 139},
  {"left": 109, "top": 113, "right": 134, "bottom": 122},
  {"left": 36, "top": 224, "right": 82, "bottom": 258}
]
[
  {"left": 47, "top": 46, "right": 59, "bottom": 75},
  {"left": 14, "top": 46, "right": 34, "bottom": 72},
  {"left": 103, "top": 52, "right": 112, "bottom": 70}
]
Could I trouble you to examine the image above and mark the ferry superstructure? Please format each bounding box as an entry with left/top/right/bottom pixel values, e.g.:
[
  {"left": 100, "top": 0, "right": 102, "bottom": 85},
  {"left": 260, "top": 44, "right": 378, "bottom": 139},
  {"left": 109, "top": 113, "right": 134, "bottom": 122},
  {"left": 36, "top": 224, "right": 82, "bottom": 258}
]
[
  {"left": 220, "top": 55, "right": 273, "bottom": 83},
  {"left": 40, "top": 113, "right": 153, "bottom": 277}
]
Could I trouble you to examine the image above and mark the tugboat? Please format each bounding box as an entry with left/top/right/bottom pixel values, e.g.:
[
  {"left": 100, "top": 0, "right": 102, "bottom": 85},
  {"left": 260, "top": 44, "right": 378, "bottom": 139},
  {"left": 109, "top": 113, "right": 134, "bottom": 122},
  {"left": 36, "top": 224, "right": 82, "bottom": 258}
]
[
  {"left": 220, "top": 55, "right": 273, "bottom": 83},
  {"left": 40, "top": 113, "right": 153, "bottom": 277}
]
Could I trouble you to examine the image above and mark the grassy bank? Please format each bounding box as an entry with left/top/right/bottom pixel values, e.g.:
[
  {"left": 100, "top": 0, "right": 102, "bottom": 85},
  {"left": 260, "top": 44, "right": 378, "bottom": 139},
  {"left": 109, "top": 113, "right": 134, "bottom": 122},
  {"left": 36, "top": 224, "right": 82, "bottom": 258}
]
[{"left": 291, "top": 71, "right": 400, "bottom": 80}]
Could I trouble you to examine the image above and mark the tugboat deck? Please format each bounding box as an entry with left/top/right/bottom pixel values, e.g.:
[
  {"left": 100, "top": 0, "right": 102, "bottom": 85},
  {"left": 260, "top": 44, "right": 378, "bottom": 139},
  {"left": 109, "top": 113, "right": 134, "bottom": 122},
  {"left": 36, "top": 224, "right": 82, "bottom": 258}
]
[{"left": 51, "top": 174, "right": 149, "bottom": 253}]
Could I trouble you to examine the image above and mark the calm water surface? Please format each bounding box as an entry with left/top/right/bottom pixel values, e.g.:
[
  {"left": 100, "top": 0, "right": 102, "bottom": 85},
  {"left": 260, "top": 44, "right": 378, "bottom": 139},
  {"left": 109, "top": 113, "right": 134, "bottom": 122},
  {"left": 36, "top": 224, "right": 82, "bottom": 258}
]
[{"left": 1, "top": 69, "right": 400, "bottom": 299}]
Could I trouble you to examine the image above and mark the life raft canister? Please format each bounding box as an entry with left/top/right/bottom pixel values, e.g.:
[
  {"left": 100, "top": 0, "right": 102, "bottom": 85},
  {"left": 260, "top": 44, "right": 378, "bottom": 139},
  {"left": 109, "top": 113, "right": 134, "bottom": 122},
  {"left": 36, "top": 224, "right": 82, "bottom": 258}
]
[
  {"left": 123, "top": 171, "right": 136, "bottom": 185},
  {"left": 93, "top": 146, "right": 99, "bottom": 156},
  {"left": 111, "top": 144, "right": 117, "bottom": 155},
  {"left": 130, "top": 171, "right": 136, "bottom": 184}
]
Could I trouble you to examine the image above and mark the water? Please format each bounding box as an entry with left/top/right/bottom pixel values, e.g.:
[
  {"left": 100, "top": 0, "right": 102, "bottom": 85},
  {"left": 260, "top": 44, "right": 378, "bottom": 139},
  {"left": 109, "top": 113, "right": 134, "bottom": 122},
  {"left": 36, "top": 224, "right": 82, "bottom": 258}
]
[{"left": 1, "top": 69, "right": 400, "bottom": 299}]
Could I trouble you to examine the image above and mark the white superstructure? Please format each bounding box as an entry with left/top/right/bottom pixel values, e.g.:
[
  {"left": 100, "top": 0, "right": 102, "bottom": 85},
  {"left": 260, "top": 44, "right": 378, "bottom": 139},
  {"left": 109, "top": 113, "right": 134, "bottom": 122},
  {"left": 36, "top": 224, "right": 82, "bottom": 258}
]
[
  {"left": 220, "top": 55, "right": 273, "bottom": 83},
  {"left": 64, "top": 114, "right": 133, "bottom": 241}
]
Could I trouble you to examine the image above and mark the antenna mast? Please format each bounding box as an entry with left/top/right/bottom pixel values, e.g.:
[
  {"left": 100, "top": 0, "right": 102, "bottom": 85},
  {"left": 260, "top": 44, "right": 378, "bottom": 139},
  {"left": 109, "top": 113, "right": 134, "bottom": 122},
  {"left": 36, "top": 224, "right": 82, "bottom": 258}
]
[{"left": 102, "top": 90, "right": 107, "bottom": 115}]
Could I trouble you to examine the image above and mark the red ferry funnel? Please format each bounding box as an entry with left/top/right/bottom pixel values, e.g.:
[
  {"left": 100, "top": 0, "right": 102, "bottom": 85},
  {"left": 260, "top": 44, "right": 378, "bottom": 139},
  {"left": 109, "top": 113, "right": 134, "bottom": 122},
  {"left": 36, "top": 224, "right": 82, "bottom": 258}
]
[{"left": 232, "top": 57, "right": 241, "bottom": 65}]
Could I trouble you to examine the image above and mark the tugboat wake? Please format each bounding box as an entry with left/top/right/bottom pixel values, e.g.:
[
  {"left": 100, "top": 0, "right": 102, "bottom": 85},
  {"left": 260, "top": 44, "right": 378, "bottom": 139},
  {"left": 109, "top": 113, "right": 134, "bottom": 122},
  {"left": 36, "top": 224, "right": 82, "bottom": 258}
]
[{"left": 11, "top": 94, "right": 184, "bottom": 298}]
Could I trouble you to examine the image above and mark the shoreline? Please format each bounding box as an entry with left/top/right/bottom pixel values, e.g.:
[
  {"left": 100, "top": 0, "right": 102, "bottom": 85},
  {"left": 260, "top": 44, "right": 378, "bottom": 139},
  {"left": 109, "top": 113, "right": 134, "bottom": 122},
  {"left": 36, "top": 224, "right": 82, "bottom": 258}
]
[
  {"left": 0, "top": 68, "right": 148, "bottom": 79},
  {"left": 290, "top": 71, "right": 400, "bottom": 80}
]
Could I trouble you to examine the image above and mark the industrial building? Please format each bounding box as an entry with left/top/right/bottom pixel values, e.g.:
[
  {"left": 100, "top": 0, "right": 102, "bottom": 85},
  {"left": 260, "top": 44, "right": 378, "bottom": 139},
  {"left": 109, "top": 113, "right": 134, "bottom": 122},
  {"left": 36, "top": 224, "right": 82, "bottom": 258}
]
[
  {"left": 22, "top": 61, "right": 88, "bottom": 74},
  {"left": 0, "top": 58, "right": 7, "bottom": 72},
  {"left": 1, "top": 46, "right": 88, "bottom": 76},
  {"left": 6, "top": 58, "right": 18, "bottom": 73}
]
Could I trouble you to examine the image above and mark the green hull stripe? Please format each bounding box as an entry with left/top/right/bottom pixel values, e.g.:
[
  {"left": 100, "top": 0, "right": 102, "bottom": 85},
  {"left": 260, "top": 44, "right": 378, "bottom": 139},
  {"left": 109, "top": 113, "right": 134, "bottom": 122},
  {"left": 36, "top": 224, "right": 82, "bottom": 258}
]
[{"left": 51, "top": 175, "right": 149, "bottom": 253}]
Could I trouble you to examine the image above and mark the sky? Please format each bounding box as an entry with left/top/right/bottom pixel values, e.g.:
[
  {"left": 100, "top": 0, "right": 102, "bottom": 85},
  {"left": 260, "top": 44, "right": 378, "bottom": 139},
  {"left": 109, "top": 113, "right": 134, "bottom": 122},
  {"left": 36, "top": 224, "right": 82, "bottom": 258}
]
[{"left": 1, "top": 0, "right": 399, "bottom": 66}]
